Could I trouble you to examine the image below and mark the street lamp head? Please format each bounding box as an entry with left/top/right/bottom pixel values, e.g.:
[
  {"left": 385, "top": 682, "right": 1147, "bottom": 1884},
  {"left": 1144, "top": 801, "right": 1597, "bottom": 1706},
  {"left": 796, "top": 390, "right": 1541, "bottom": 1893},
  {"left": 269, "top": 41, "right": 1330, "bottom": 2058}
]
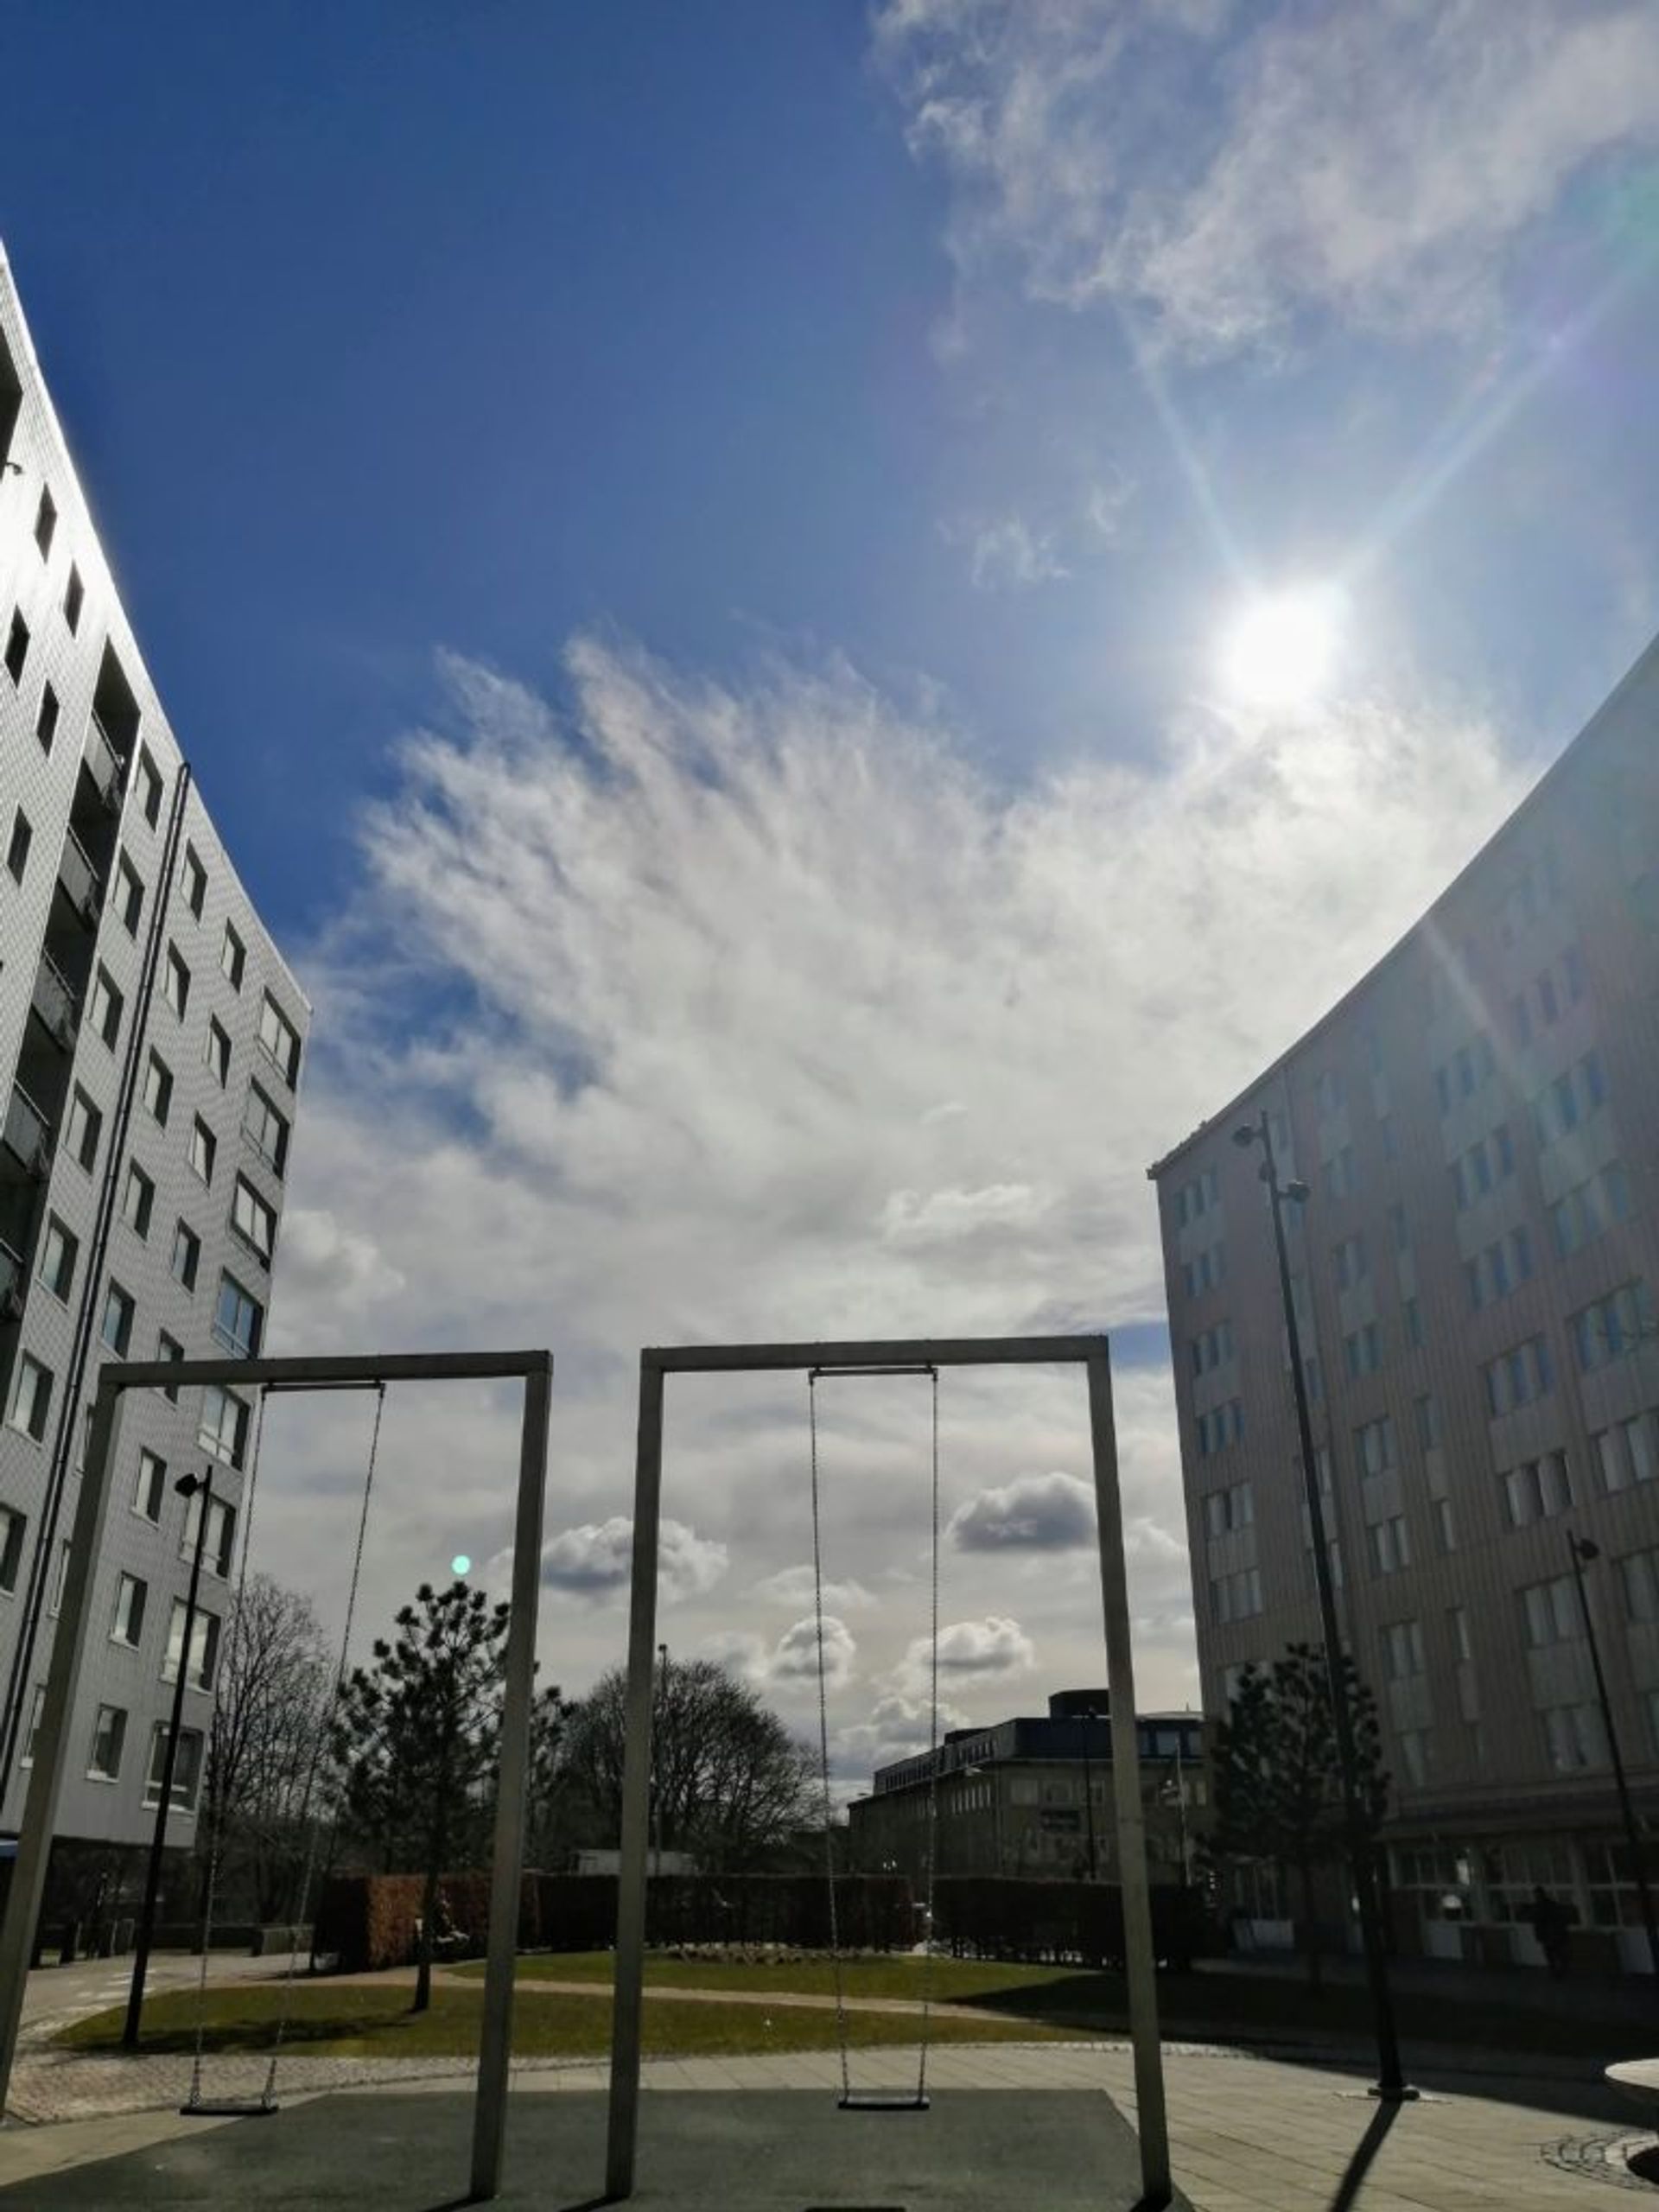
[
  {"left": 174, "top": 1471, "right": 206, "bottom": 1499},
  {"left": 1284, "top": 1179, "right": 1311, "bottom": 1203},
  {"left": 1573, "top": 1535, "right": 1602, "bottom": 1563},
  {"left": 1231, "top": 1125, "right": 1258, "bottom": 1149}
]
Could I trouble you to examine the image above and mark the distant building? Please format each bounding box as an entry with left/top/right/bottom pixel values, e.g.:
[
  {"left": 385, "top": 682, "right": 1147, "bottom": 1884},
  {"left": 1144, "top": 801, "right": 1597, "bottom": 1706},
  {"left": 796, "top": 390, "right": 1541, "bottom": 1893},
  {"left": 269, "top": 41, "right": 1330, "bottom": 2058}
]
[
  {"left": 0, "top": 248, "right": 308, "bottom": 1890},
  {"left": 1149, "top": 639, "right": 1659, "bottom": 1974},
  {"left": 847, "top": 1690, "right": 1205, "bottom": 1884}
]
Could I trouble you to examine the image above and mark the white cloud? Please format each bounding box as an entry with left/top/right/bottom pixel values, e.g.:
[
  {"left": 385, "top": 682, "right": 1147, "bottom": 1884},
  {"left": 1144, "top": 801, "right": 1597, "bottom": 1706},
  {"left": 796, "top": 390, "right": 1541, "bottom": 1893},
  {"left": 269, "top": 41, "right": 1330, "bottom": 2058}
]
[
  {"left": 833, "top": 1688, "right": 975, "bottom": 1778},
  {"left": 948, "top": 1470, "right": 1096, "bottom": 1552},
  {"left": 944, "top": 512, "right": 1070, "bottom": 591},
  {"left": 709, "top": 1614, "right": 857, "bottom": 1693},
  {"left": 537, "top": 1516, "right": 728, "bottom": 1602},
  {"left": 874, "top": 0, "right": 1659, "bottom": 351},
  {"left": 751, "top": 1564, "right": 877, "bottom": 1612},
  {"left": 278, "top": 629, "right": 1526, "bottom": 1733},
  {"left": 893, "top": 1614, "right": 1037, "bottom": 1695}
]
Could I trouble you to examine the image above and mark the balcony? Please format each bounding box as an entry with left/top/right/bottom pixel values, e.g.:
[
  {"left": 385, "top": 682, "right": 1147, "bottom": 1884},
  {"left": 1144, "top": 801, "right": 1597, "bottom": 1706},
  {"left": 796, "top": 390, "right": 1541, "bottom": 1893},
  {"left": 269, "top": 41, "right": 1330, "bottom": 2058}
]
[
  {"left": 0, "top": 1237, "right": 22, "bottom": 1321},
  {"left": 56, "top": 828, "right": 102, "bottom": 923},
  {"left": 1, "top": 1084, "right": 52, "bottom": 1179},
  {"left": 29, "top": 950, "right": 79, "bottom": 1049},
  {"left": 84, "top": 712, "right": 128, "bottom": 813}
]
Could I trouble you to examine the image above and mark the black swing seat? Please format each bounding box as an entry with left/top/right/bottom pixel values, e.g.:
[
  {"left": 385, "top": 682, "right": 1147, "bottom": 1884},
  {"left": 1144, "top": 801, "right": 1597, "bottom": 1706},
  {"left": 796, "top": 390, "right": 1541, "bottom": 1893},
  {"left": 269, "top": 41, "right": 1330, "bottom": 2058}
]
[
  {"left": 838, "top": 2093, "right": 930, "bottom": 2113},
  {"left": 180, "top": 2100, "right": 279, "bottom": 2119}
]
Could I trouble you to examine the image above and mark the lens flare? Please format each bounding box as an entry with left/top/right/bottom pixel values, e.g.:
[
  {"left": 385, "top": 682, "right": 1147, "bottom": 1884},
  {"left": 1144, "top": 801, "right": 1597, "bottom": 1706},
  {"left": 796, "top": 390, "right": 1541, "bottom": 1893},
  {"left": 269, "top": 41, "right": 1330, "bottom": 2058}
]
[
  {"left": 451, "top": 1554, "right": 472, "bottom": 1576},
  {"left": 1221, "top": 587, "right": 1344, "bottom": 709}
]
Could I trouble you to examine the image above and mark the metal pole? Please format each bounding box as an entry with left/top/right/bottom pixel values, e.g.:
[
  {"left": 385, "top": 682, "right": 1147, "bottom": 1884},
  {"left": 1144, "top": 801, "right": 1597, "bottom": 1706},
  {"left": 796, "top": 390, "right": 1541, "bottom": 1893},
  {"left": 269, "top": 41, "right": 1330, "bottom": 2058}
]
[
  {"left": 653, "top": 1642, "right": 668, "bottom": 1880},
  {"left": 1567, "top": 1532, "right": 1659, "bottom": 1980},
  {"left": 606, "top": 1358, "right": 666, "bottom": 2202},
  {"left": 124, "top": 1468, "right": 213, "bottom": 2050},
  {"left": 469, "top": 1356, "right": 553, "bottom": 2202},
  {"left": 1087, "top": 1345, "right": 1170, "bottom": 2207},
  {"left": 0, "top": 1376, "right": 122, "bottom": 2108},
  {"left": 1254, "top": 1108, "right": 1409, "bottom": 2100}
]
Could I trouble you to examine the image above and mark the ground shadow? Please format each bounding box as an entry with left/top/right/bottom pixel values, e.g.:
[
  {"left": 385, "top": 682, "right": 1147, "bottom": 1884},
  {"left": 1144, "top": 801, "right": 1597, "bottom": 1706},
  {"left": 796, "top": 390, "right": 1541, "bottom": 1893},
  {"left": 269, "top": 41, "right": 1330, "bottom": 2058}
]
[{"left": 1325, "top": 2098, "right": 1400, "bottom": 2212}]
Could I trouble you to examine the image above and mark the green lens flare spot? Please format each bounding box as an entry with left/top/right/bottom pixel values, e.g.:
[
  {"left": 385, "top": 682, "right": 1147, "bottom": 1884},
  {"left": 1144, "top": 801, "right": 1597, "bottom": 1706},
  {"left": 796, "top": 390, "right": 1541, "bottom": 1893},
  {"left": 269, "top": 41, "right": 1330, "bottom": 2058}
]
[{"left": 451, "top": 1554, "right": 472, "bottom": 1576}]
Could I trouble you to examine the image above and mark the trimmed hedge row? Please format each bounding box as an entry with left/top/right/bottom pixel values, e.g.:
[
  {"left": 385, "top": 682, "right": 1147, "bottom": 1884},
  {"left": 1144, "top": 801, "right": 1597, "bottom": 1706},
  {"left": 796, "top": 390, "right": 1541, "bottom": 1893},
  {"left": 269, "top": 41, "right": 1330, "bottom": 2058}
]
[
  {"left": 314, "top": 1872, "right": 915, "bottom": 1972},
  {"left": 932, "top": 1878, "right": 1211, "bottom": 1967}
]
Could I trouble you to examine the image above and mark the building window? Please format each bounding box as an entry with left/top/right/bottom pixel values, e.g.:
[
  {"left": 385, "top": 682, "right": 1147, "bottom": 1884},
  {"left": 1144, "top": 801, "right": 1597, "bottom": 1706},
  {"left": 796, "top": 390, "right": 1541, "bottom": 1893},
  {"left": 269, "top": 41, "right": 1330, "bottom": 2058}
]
[
  {"left": 89, "top": 966, "right": 123, "bottom": 1048},
  {"left": 121, "top": 1163, "right": 154, "bottom": 1240},
  {"left": 1621, "top": 1548, "right": 1659, "bottom": 1627},
  {"left": 1195, "top": 1399, "right": 1245, "bottom": 1457},
  {"left": 1344, "top": 1323, "right": 1382, "bottom": 1378},
  {"left": 1211, "top": 1566, "right": 1263, "bottom": 1624},
  {"left": 1414, "top": 1392, "right": 1441, "bottom": 1452},
  {"left": 4, "top": 607, "right": 29, "bottom": 683},
  {"left": 164, "top": 945, "right": 190, "bottom": 1019},
  {"left": 1542, "top": 1703, "right": 1608, "bottom": 1773},
  {"left": 258, "top": 993, "right": 302, "bottom": 1086},
  {"left": 1402, "top": 1296, "right": 1423, "bottom": 1350},
  {"left": 5, "top": 809, "right": 30, "bottom": 885},
  {"left": 205, "top": 1017, "right": 231, "bottom": 1088},
  {"left": 1356, "top": 1415, "right": 1396, "bottom": 1478},
  {"left": 1571, "top": 1281, "right": 1655, "bottom": 1374},
  {"left": 38, "top": 1215, "right": 77, "bottom": 1300},
  {"left": 143, "top": 1052, "right": 172, "bottom": 1128},
  {"left": 20, "top": 1686, "right": 45, "bottom": 1764},
  {"left": 34, "top": 486, "right": 56, "bottom": 558},
  {"left": 244, "top": 1082, "right": 289, "bottom": 1176},
  {"left": 143, "top": 1721, "right": 204, "bottom": 1813},
  {"left": 181, "top": 1486, "right": 236, "bottom": 1576},
  {"left": 1396, "top": 1729, "right": 1431, "bottom": 1787},
  {"left": 1382, "top": 1619, "right": 1425, "bottom": 1680},
  {"left": 156, "top": 1331, "right": 184, "bottom": 1402},
  {"left": 1501, "top": 1450, "right": 1573, "bottom": 1529},
  {"left": 231, "top": 1174, "right": 276, "bottom": 1263},
  {"left": 100, "top": 1280, "right": 135, "bottom": 1356},
  {"left": 1173, "top": 1165, "right": 1221, "bottom": 1230},
  {"left": 35, "top": 682, "right": 58, "bottom": 753},
  {"left": 111, "top": 1572, "right": 146, "bottom": 1647},
  {"left": 1532, "top": 1050, "right": 1606, "bottom": 1147},
  {"left": 1190, "top": 1319, "right": 1234, "bottom": 1375},
  {"left": 171, "top": 1219, "right": 200, "bottom": 1293},
  {"left": 10, "top": 1354, "right": 52, "bottom": 1441},
  {"left": 66, "top": 1085, "right": 102, "bottom": 1171},
  {"left": 181, "top": 843, "right": 207, "bottom": 919},
  {"left": 134, "top": 1447, "right": 167, "bottom": 1522},
  {"left": 1368, "top": 1515, "right": 1411, "bottom": 1575},
  {"left": 116, "top": 854, "right": 144, "bottom": 935},
  {"left": 220, "top": 920, "right": 245, "bottom": 990},
  {"left": 0, "top": 1504, "right": 24, "bottom": 1592},
  {"left": 1323, "top": 1145, "right": 1357, "bottom": 1199},
  {"left": 1552, "top": 1163, "right": 1632, "bottom": 1257},
  {"left": 1483, "top": 1335, "right": 1554, "bottom": 1418},
  {"left": 189, "top": 1116, "right": 217, "bottom": 1185},
  {"left": 88, "top": 1704, "right": 126, "bottom": 1781},
  {"left": 1521, "top": 1575, "right": 1582, "bottom": 1650},
  {"left": 213, "top": 1271, "right": 263, "bottom": 1358},
  {"left": 162, "top": 1599, "right": 220, "bottom": 1690},
  {"left": 1333, "top": 1233, "right": 1368, "bottom": 1291},
  {"left": 198, "top": 1383, "right": 249, "bottom": 1471},
  {"left": 63, "top": 563, "right": 83, "bottom": 634},
  {"left": 1451, "top": 1123, "right": 1516, "bottom": 1210},
  {"left": 1594, "top": 1411, "right": 1658, "bottom": 1493},
  {"left": 1433, "top": 1497, "right": 1456, "bottom": 1552},
  {"left": 137, "top": 749, "right": 163, "bottom": 828},
  {"left": 1203, "top": 1480, "right": 1254, "bottom": 1538}
]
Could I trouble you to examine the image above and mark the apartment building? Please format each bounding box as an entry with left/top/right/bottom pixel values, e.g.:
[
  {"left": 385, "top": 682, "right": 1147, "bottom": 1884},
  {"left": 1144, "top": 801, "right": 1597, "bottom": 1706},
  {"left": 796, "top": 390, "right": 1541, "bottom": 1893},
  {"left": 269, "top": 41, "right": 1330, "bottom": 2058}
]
[
  {"left": 848, "top": 1690, "right": 1205, "bottom": 1885},
  {"left": 1149, "top": 639, "right": 1659, "bottom": 1974},
  {"left": 0, "top": 251, "right": 308, "bottom": 1902}
]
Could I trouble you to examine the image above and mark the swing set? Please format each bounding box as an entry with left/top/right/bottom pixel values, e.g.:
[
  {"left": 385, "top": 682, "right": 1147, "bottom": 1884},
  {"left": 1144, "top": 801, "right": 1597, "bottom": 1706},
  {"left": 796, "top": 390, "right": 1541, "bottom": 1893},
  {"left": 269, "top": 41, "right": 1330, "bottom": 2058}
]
[{"left": 0, "top": 1332, "right": 1169, "bottom": 2210}]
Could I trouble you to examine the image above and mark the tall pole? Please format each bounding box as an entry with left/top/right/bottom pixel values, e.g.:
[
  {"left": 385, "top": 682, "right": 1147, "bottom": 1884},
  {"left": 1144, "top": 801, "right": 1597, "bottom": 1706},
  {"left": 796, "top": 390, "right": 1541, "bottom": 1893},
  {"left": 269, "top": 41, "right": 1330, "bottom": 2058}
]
[
  {"left": 1245, "top": 1109, "right": 1410, "bottom": 2100},
  {"left": 123, "top": 1468, "right": 213, "bottom": 2050},
  {"left": 653, "top": 1641, "right": 668, "bottom": 1879},
  {"left": 1567, "top": 1532, "right": 1659, "bottom": 1978}
]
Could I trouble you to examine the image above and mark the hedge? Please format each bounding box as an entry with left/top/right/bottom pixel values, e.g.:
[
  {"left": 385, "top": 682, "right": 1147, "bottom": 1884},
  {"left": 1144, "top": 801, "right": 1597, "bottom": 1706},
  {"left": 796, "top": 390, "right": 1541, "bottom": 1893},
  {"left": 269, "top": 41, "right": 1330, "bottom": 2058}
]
[{"left": 931, "top": 1878, "right": 1212, "bottom": 1967}]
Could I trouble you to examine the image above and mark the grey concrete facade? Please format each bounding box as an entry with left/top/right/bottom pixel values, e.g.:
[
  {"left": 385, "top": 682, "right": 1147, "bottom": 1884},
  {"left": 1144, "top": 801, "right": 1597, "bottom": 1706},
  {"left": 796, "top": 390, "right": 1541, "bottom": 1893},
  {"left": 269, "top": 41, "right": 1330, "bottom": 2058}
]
[
  {"left": 1149, "top": 637, "right": 1659, "bottom": 1972},
  {"left": 0, "top": 248, "right": 308, "bottom": 1861}
]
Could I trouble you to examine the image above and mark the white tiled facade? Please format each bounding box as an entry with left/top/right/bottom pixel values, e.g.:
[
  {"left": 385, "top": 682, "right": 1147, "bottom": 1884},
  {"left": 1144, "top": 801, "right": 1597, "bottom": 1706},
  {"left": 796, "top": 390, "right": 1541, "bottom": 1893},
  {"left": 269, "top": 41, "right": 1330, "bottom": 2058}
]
[
  {"left": 0, "top": 250, "right": 308, "bottom": 1859},
  {"left": 1150, "top": 639, "right": 1659, "bottom": 1971}
]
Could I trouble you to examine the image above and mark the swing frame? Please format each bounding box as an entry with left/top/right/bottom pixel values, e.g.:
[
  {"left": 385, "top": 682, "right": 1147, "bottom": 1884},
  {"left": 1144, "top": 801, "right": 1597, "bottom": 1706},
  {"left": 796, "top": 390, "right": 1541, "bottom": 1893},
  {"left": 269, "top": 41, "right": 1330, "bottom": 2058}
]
[
  {"left": 0, "top": 1347, "right": 553, "bottom": 2209},
  {"left": 604, "top": 1334, "right": 1170, "bottom": 2209}
]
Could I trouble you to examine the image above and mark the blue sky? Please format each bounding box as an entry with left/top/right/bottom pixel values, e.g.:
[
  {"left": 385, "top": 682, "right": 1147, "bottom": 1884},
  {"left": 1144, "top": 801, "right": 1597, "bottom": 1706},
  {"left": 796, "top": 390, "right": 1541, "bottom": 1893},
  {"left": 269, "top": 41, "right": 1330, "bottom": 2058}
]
[{"left": 6, "top": 2, "right": 1659, "bottom": 1729}]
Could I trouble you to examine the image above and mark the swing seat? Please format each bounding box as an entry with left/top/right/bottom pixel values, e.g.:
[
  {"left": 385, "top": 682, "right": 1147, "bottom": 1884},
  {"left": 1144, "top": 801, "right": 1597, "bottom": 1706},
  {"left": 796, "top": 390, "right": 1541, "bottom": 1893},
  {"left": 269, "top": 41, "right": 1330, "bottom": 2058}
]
[
  {"left": 837, "top": 2093, "right": 930, "bottom": 2113},
  {"left": 180, "top": 2099, "right": 279, "bottom": 2119}
]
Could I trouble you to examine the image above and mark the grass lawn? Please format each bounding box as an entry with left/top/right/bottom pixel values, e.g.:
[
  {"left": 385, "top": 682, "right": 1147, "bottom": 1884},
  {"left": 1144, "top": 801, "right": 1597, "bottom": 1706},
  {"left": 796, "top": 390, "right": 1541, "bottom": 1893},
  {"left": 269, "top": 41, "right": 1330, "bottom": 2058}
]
[
  {"left": 455, "top": 1952, "right": 1084, "bottom": 2004},
  {"left": 58, "top": 1980, "right": 1070, "bottom": 2062}
]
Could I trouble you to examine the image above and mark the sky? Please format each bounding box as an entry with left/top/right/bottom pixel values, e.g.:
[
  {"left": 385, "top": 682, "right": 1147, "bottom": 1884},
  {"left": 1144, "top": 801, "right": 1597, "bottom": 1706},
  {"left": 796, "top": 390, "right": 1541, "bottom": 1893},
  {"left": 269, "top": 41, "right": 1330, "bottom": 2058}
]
[{"left": 5, "top": 1, "right": 1659, "bottom": 1785}]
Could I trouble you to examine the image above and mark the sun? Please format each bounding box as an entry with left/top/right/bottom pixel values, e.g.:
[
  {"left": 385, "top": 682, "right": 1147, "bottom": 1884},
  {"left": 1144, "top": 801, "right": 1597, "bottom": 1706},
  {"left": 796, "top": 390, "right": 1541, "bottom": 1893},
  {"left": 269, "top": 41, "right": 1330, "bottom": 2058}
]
[{"left": 1220, "top": 586, "right": 1344, "bottom": 709}]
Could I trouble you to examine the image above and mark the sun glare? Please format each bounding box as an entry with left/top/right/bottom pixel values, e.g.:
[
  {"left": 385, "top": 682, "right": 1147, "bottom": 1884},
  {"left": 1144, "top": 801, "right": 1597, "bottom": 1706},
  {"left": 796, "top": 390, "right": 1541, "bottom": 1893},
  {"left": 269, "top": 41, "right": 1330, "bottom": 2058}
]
[{"left": 1221, "top": 587, "right": 1344, "bottom": 709}]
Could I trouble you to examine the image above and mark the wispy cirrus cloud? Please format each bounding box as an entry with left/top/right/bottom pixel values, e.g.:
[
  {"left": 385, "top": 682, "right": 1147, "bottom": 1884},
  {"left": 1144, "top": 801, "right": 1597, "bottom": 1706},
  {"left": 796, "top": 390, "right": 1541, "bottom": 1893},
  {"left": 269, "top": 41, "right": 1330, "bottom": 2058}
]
[{"left": 874, "top": 0, "right": 1659, "bottom": 353}]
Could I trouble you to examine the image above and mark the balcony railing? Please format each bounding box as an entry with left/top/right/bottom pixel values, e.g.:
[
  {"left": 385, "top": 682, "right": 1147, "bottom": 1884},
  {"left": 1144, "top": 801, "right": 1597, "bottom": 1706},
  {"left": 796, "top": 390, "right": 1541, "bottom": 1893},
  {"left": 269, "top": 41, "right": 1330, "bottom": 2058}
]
[
  {"left": 2, "top": 1084, "right": 52, "bottom": 1177},
  {"left": 0, "top": 1237, "right": 22, "bottom": 1319},
  {"left": 84, "top": 712, "right": 128, "bottom": 810},
  {"left": 56, "top": 827, "right": 102, "bottom": 921},
  {"left": 29, "top": 950, "right": 79, "bottom": 1046}
]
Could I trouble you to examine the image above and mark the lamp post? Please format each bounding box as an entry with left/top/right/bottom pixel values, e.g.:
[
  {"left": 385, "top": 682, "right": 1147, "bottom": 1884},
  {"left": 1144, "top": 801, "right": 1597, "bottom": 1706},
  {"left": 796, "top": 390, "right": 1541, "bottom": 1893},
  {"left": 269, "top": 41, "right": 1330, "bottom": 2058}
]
[
  {"left": 1567, "top": 1531, "right": 1659, "bottom": 1977},
  {"left": 652, "top": 1643, "right": 668, "bottom": 1880},
  {"left": 123, "top": 1468, "right": 213, "bottom": 2050},
  {"left": 1233, "top": 1111, "right": 1410, "bottom": 2101}
]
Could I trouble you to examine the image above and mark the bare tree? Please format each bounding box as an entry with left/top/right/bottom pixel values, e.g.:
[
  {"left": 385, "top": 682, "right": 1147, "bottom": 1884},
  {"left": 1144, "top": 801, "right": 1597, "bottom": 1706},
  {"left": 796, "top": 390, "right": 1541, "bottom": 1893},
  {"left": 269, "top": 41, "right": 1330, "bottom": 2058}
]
[
  {"left": 561, "top": 1656, "right": 816, "bottom": 1872},
  {"left": 201, "top": 1574, "right": 331, "bottom": 1923}
]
